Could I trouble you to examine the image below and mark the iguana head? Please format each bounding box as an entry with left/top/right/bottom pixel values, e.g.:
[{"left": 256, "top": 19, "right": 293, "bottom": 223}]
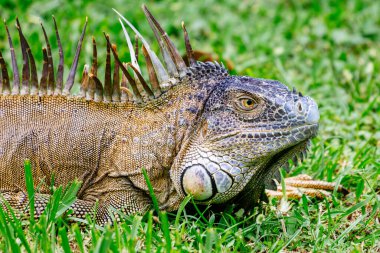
[{"left": 172, "top": 74, "right": 319, "bottom": 205}]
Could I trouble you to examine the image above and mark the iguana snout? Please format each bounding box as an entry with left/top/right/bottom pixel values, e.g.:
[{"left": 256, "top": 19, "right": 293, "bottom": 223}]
[{"left": 172, "top": 76, "right": 320, "bottom": 205}]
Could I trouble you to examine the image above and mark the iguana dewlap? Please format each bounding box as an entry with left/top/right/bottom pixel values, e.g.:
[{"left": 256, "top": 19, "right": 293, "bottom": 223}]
[{"left": 0, "top": 6, "right": 333, "bottom": 225}]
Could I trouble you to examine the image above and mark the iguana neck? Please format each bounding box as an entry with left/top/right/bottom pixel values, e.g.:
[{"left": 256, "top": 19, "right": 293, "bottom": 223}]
[{"left": 82, "top": 80, "right": 216, "bottom": 206}]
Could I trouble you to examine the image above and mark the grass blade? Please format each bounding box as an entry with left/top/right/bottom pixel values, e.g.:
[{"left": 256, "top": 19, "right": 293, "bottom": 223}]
[
  {"left": 142, "top": 168, "right": 159, "bottom": 213},
  {"left": 59, "top": 227, "right": 72, "bottom": 253},
  {"left": 145, "top": 211, "right": 153, "bottom": 253},
  {"left": 72, "top": 224, "right": 85, "bottom": 253},
  {"left": 160, "top": 211, "right": 172, "bottom": 253},
  {"left": 24, "top": 159, "right": 35, "bottom": 226}
]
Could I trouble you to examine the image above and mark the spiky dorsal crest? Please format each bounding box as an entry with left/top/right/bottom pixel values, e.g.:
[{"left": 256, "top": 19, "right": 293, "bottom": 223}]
[
  {"left": 0, "top": 6, "right": 228, "bottom": 104},
  {"left": 0, "top": 16, "right": 87, "bottom": 97}
]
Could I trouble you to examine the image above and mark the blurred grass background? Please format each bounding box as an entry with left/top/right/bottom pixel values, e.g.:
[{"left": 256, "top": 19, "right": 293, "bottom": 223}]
[{"left": 0, "top": 0, "right": 379, "bottom": 252}]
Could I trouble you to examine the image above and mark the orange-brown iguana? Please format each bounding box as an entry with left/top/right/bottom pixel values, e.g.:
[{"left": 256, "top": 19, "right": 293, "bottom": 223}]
[{"left": 0, "top": 6, "right": 344, "bottom": 225}]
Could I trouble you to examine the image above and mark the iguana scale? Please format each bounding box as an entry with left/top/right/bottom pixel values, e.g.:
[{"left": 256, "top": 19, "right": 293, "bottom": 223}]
[{"left": 0, "top": 6, "right": 339, "bottom": 225}]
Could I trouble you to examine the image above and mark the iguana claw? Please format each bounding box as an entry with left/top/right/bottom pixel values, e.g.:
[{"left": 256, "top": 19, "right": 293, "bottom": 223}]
[{"left": 265, "top": 174, "right": 348, "bottom": 199}]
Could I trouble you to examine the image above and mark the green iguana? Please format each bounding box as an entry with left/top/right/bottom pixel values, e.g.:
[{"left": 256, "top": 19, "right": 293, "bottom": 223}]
[{"left": 0, "top": 6, "right": 343, "bottom": 225}]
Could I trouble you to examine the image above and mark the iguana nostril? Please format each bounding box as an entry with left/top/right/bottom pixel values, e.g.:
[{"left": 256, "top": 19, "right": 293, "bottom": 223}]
[
  {"left": 295, "top": 100, "right": 306, "bottom": 115},
  {"left": 182, "top": 165, "right": 214, "bottom": 201}
]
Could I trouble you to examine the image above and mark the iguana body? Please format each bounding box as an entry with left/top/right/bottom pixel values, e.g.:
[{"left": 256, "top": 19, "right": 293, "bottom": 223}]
[
  {"left": 0, "top": 6, "right": 334, "bottom": 225},
  {"left": 0, "top": 75, "right": 220, "bottom": 220}
]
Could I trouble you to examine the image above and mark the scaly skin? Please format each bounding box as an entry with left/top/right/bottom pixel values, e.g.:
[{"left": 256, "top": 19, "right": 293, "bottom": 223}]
[
  {"left": 0, "top": 64, "right": 231, "bottom": 223},
  {"left": 0, "top": 7, "right": 326, "bottom": 225}
]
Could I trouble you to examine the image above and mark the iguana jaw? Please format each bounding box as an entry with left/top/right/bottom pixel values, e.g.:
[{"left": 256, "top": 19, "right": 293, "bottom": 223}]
[
  {"left": 173, "top": 121, "right": 319, "bottom": 205},
  {"left": 225, "top": 138, "right": 313, "bottom": 209},
  {"left": 262, "top": 137, "right": 312, "bottom": 181}
]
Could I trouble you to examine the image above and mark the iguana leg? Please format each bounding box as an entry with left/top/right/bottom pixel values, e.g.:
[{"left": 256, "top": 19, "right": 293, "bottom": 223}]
[
  {"left": 265, "top": 174, "right": 347, "bottom": 199},
  {"left": 80, "top": 176, "right": 153, "bottom": 225},
  {"left": 0, "top": 190, "right": 151, "bottom": 225},
  {"left": 0, "top": 191, "right": 95, "bottom": 220},
  {"left": 94, "top": 190, "right": 151, "bottom": 225}
]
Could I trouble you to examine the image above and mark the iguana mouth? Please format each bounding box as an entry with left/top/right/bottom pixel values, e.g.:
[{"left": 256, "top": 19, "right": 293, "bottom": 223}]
[
  {"left": 251, "top": 124, "right": 319, "bottom": 141},
  {"left": 209, "top": 124, "right": 319, "bottom": 146}
]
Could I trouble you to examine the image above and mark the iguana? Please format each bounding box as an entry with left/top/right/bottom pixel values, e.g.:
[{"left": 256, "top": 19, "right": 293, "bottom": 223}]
[{"left": 0, "top": 6, "right": 343, "bottom": 225}]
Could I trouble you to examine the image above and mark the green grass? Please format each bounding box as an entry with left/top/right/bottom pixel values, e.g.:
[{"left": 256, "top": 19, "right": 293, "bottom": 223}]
[{"left": 0, "top": 0, "right": 379, "bottom": 252}]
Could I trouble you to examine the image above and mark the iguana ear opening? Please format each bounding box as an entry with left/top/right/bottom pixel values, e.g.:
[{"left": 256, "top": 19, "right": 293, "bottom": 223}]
[{"left": 200, "top": 121, "right": 208, "bottom": 139}]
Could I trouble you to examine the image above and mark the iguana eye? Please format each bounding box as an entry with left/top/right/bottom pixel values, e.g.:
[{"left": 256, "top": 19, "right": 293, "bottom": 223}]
[{"left": 236, "top": 97, "right": 257, "bottom": 111}]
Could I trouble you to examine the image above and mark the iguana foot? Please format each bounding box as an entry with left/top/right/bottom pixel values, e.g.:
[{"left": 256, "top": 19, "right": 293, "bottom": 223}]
[{"left": 265, "top": 174, "right": 348, "bottom": 199}]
